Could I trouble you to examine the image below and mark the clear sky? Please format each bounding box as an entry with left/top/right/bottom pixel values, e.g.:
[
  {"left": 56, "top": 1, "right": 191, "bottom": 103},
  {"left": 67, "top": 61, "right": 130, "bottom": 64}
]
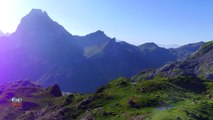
[{"left": 0, "top": 0, "right": 213, "bottom": 46}]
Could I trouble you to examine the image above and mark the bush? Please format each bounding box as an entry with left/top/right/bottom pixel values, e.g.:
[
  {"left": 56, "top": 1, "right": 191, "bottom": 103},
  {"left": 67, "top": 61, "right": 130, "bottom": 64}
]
[
  {"left": 169, "top": 76, "right": 206, "bottom": 93},
  {"left": 128, "top": 95, "right": 159, "bottom": 108}
]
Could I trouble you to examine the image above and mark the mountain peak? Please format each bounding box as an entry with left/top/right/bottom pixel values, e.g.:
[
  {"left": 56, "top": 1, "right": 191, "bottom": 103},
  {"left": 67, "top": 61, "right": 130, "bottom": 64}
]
[
  {"left": 24, "top": 8, "right": 50, "bottom": 21},
  {"left": 28, "top": 9, "right": 48, "bottom": 17},
  {"left": 142, "top": 42, "right": 159, "bottom": 47},
  {"left": 139, "top": 42, "right": 160, "bottom": 52},
  {"left": 14, "top": 8, "right": 71, "bottom": 37},
  {"left": 84, "top": 30, "right": 110, "bottom": 41},
  {"left": 29, "top": 8, "right": 46, "bottom": 14},
  {"left": 14, "top": 9, "right": 52, "bottom": 33},
  {"left": 95, "top": 30, "right": 105, "bottom": 34},
  {"left": 87, "top": 30, "right": 106, "bottom": 37}
]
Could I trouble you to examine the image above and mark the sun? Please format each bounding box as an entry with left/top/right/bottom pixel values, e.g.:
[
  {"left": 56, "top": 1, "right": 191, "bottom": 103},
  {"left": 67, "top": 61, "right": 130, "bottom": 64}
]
[
  {"left": 0, "top": 0, "right": 13, "bottom": 20},
  {"left": 0, "top": 0, "right": 16, "bottom": 33}
]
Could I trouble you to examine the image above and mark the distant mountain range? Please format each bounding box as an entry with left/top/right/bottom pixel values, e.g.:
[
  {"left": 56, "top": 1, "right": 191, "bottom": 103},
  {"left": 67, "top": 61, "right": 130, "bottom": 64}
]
[
  {"left": 0, "top": 9, "right": 204, "bottom": 92},
  {"left": 0, "top": 31, "right": 9, "bottom": 37},
  {"left": 133, "top": 41, "right": 213, "bottom": 82},
  {"left": 158, "top": 43, "right": 180, "bottom": 48},
  {"left": 0, "top": 31, "right": 3, "bottom": 36}
]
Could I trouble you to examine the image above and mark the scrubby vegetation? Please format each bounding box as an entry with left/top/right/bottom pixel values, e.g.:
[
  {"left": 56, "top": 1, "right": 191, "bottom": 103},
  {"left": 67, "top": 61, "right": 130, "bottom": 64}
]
[
  {"left": 55, "top": 76, "right": 213, "bottom": 120},
  {"left": 0, "top": 74, "right": 212, "bottom": 120}
]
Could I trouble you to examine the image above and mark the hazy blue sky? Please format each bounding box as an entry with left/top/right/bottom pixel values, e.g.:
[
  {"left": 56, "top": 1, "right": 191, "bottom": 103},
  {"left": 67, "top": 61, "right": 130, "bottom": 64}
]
[{"left": 0, "top": 0, "right": 213, "bottom": 46}]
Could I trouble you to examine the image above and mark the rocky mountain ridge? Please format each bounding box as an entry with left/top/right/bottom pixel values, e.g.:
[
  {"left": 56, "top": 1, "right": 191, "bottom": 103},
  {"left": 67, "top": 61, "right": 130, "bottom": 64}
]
[{"left": 0, "top": 9, "right": 205, "bottom": 92}]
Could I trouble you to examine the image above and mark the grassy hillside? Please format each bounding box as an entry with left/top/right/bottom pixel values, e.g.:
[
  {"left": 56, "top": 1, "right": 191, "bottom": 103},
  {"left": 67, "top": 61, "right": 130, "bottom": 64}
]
[
  {"left": 58, "top": 77, "right": 212, "bottom": 120},
  {"left": 2, "top": 76, "right": 212, "bottom": 119}
]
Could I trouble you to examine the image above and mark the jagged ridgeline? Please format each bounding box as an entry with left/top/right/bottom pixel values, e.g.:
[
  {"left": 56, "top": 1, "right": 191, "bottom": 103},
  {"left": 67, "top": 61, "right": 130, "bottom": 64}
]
[
  {"left": 0, "top": 9, "right": 204, "bottom": 93},
  {"left": 0, "top": 41, "right": 212, "bottom": 119}
]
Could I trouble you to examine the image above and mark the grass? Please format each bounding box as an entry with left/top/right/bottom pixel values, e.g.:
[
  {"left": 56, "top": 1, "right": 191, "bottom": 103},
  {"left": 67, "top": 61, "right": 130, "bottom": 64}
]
[
  {"left": 8, "top": 76, "right": 212, "bottom": 120},
  {"left": 60, "top": 76, "right": 213, "bottom": 120},
  {"left": 9, "top": 76, "right": 210, "bottom": 120}
]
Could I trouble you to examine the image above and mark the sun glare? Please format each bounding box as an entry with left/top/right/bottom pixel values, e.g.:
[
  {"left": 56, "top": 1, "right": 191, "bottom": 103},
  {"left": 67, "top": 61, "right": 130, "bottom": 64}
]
[{"left": 0, "top": 0, "right": 16, "bottom": 33}]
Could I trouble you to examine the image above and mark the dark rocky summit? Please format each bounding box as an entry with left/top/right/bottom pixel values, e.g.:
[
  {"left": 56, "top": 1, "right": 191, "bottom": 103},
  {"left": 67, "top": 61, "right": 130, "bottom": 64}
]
[{"left": 49, "top": 84, "right": 62, "bottom": 97}]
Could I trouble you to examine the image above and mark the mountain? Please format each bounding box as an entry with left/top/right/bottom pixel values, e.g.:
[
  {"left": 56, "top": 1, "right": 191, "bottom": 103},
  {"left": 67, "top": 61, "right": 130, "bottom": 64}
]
[
  {"left": 138, "top": 42, "right": 204, "bottom": 66},
  {"left": 0, "top": 9, "right": 203, "bottom": 93},
  {"left": 52, "top": 40, "right": 213, "bottom": 119},
  {"left": 0, "top": 9, "right": 85, "bottom": 91},
  {"left": 158, "top": 43, "right": 180, "bottom": 48},
  {"left": 133, "top": 41, "right": 213, "bottom": 81},
  {"left": 0, "top": 31, "right": 4, "bottom": 36},
  {"left": 169, "top": 41, "right": 204, "bottom": 60},
  {"left": 139, "top": 42, "right": 177, "bottom": 67},
  {"left": 0, "top": 41, "right": 212, "bottom": 120},
  {"left": 0, "top": 31, "right": 9, "bottom": 37}
]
